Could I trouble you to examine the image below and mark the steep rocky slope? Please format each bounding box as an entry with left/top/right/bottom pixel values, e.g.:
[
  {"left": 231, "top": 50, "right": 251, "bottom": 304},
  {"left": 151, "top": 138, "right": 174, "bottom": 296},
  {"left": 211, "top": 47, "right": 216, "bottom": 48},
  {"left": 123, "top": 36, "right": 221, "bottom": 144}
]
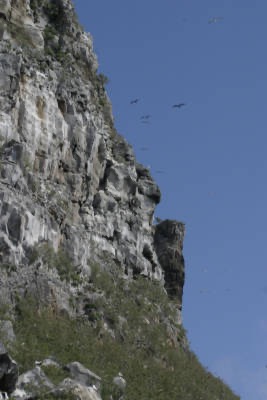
[
  {"left": 0, "top": 0, "right": 185, "bottom": 317},
  {"left": 0, "top": 1, "right": 240, "bottom": 399}
]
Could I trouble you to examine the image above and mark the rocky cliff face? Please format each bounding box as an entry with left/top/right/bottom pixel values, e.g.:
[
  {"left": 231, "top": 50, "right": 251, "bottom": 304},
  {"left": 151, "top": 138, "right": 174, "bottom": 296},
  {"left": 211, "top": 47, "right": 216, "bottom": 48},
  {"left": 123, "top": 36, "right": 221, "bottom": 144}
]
[
  {"left": 0, "top": 0, "right": 185, "bottom": 317},
  {"left": 0, "top": 3, "right": 242, "bottom": 400}
]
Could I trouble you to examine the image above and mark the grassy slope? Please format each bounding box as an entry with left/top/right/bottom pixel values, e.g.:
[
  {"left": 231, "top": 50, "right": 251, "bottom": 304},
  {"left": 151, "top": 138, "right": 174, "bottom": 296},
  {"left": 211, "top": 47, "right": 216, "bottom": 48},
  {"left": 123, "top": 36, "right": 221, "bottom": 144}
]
[{"left": 0, "top": 262, "right": 240, "bottom": 400}]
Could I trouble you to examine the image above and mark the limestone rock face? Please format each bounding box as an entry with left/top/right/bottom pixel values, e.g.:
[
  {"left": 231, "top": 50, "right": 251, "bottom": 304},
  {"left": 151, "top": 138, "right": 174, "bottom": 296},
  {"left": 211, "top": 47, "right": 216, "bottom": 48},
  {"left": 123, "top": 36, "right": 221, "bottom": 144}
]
[{"left": 0, "top": 0, "right": 185, "bottom": 319}]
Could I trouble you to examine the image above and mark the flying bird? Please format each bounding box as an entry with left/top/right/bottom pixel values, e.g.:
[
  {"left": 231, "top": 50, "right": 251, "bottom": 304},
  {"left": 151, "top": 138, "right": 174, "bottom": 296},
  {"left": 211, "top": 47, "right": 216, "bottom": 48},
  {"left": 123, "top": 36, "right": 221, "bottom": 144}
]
[
  {"left": 130, "top": 98, "right": 139, "bottom": 104},
  {"left": 140, "top": 115, "right": 151, "bottom": 120},
  {"left": 172, "top": 103, "right": 186, "bottom": 108},
  {"left": 208, "top": 16, "right": 223, "bottom": 24}
]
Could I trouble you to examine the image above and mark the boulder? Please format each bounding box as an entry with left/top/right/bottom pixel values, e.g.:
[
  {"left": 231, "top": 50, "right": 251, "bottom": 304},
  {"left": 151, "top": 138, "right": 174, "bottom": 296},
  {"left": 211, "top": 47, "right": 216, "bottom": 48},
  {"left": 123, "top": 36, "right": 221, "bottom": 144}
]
[
  {"left": 9, "top": 388, "right": 27, "bottom": 400},
  {"left": 17, "top": 366, "right": 54, "bottom": 395},
  {"left": 0, "top": 320, "right": 16, "bottom": 344},
  {"left": 112, "top": 372, "right": 126, "bottom": 391},
  {"left": 57, "top": 378, "right": 102, "bottom": 400},
  {"left": 111, "top": 372, "right": 126, "bottom": 400},
  {"left": 64, "top": 362, "right": 101, "bottom": 390}
]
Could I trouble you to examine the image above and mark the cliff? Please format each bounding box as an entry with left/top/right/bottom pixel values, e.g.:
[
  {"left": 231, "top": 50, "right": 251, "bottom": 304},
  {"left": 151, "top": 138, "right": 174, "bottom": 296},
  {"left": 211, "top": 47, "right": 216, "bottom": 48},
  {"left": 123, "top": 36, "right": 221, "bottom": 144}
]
[
  {"left": 0, "top": 1, "right": 240, "bottom": 399},
  {"left": 0, "top": 0, "right": 185, "bottom": 316}
]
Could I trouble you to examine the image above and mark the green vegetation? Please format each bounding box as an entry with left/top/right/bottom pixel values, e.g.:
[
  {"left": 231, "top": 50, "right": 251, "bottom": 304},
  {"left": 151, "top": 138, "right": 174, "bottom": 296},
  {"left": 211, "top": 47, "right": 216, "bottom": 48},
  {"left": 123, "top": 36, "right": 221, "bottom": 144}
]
[
  {"left": 30, "top": 0, "right": 43, "bottom": 22},
  {"left": 43, "top": 0, "right": 79, "bottom": 34},
  {"left": 43, "top": 25, "right": 57, "bottom": 43},
  {"left": 43, "top": 24, "right": 69, "bottom": 62},
  {"left": 0, "top": 303, "right": 12, "bottom": 321},
  {"left": 41, "top": 364, "right": 70, "bottom": 385},
  {"left": 8, "top": 23, "right": 34, "bottom": 48},
  {"left": 97, "top": 73, "right": 109, "bottom": 87},
  {"left": 43, "top": 2, "right": 63, "bottom": 24},
  {"left": 5, "top": 262, "right": 240, "bottom": 400},
  {"left": 29, "top": 243, "right": 82, "bottom": 285},
  {"left": 0, "top": 263, "right": 17, "bottom": 276},
  {"left": 36, "top": 392, "right": 76, "bottom": 400},
  {"left": 89, "top": 71, "right": 113, "bottom": 126},
  {"left": 22, "top": 153, "right": 33, "bottom": 171}
]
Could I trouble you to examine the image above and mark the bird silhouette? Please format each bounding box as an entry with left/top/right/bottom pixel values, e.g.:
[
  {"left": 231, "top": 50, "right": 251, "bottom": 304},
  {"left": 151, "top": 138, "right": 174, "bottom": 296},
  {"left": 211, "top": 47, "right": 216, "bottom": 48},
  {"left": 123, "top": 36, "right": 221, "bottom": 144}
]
[
  {"left": 130, "top": 98, "right": 139, "bottom": 104},
  {"left": 140, "top": 115, "right": 151, "bottom": 120},
  {"left": 172, "top": 103, "right": 186, "bottom": 108}
]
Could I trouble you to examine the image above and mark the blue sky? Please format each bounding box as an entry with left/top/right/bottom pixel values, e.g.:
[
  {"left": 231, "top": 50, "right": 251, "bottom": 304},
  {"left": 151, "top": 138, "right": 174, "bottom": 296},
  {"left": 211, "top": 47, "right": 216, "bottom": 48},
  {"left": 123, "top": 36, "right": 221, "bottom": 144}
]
[{"left": 73, "top": 1, "right": 267, "bottom": 398}]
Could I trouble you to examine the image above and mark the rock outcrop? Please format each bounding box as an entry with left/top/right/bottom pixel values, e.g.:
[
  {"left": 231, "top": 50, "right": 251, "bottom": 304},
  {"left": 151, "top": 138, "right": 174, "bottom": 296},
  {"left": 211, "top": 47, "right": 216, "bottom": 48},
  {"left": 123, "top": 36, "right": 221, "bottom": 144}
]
[
  {"left": 0, "top": 342, "right": 18, "bottom": 395},
  {"left": 64, "top": 362, "right": 101, "bottom": 390},
  {"left": 0, "top": 0, "right": 185, "bottom": 318},
  {"left": 8, "top": 356, "right": 103, "bottom": 400},
  {"left": 154, "top": 220, "right": 185, "bottom": 307}
]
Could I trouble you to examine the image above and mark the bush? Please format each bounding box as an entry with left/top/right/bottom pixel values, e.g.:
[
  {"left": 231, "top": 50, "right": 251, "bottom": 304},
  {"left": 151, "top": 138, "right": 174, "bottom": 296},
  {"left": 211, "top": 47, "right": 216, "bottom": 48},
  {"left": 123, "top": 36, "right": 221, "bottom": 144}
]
[{"left": 29, "top": 243, "right": 82, "bottom": 284}]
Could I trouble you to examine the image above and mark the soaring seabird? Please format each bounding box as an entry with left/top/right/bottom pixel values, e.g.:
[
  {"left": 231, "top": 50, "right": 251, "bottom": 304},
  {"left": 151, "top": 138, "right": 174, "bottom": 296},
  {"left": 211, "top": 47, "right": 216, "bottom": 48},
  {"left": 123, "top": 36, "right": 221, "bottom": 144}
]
[
  {"left": 140, "top": 114, "right": 151, "bottom": 120},
  {"left": 130, "top": 98, "right": 139, "bottom": 104},
  {"left": 172, "top": 103, "right": 186, "bottom": 108}
]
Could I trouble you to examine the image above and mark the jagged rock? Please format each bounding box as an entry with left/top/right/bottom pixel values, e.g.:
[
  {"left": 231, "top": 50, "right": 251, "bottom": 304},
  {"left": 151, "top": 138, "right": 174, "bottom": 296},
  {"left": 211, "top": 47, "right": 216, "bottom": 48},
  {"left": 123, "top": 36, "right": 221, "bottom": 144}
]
[
  {"left": 17, "top": 366, "right": 55, "bottom": 394},
  {"left": 0, "top": 0, "right": 11, "bottom": 21},
  {"left": 0, "top": 342, "right": 18, "bottom": 394},
  {"left": 11, "top": 359, "right": 103, "bottom": 400},
  {"left": 113, "top": 373, "right": 126, "bottom": 390},
  {"left": 41, "top": 358, "right": 61, "bottom": 368},
  {"left": 56, "top": 378, "right": 102, "bottom": 400},
  {"left": 0, "top": 320, "right": 15, "bottom": 344},
  {"left": 9, "top": 388, "right": 28, "bottom": 400},
  {"left": 64, "top": 362, "right": 101, "bottom": 390},
  {"left": 154, "top": 220, "right": 185, "bottom": 307},
  {"left": 112, "top": 372, "right": 126, "bottom": 400}
]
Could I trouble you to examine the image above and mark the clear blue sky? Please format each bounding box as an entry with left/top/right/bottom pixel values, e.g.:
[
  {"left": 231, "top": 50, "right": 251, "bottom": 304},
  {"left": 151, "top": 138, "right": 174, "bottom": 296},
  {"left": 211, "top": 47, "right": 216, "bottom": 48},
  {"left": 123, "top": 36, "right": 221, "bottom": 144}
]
[{"left": 73, "top": 1, "right": 267, "bottom": 398}]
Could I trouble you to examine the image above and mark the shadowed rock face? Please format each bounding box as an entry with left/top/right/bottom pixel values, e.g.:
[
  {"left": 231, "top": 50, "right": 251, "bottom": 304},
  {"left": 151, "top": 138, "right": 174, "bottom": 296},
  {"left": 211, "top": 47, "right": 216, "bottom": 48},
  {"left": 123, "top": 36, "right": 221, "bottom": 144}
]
[
  {"left": 154, "top": 220, "right": 185, "bottom": 307},
  {"left": 0, "top": 342, "right": 18, "bottom": 394},
  {"left": 0, "top": 0, "right": 185, "bottom": 318}
]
